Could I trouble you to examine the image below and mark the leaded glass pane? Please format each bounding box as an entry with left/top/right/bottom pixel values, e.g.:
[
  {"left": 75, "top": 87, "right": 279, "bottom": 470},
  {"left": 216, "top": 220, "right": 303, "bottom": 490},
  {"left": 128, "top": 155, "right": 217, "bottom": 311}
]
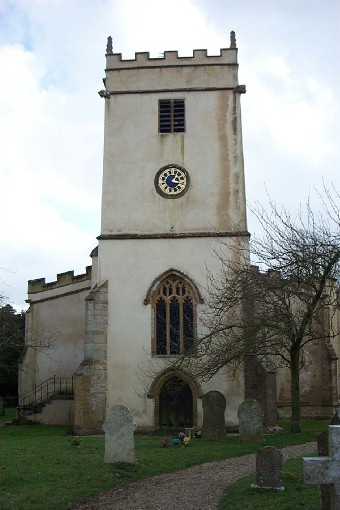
[
  {"left": 156, "top": 298, "right": 167, "bottom": 355},
  {"left": 170, "top": 298, "right": 180, "bottom": 354},
  {"left": 183, "top": 298, "right": 194, "bottom": 352},
  {"left": 153, "top": 275, "right": 196, "bottom": 356}
]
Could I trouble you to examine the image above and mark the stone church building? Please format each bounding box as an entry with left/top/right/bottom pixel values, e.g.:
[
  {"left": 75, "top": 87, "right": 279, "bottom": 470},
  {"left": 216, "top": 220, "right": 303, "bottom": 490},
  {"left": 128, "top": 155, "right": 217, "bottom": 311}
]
[{"left": 18, "top": 33, "right": 340, "bottom": 432}]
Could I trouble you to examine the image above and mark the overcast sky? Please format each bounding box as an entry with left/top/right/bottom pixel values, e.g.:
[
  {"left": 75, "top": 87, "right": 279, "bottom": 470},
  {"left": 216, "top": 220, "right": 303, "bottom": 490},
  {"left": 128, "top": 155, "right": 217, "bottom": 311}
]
[{"left": 1, "top": 0, "right": 339, "bottom": 310}]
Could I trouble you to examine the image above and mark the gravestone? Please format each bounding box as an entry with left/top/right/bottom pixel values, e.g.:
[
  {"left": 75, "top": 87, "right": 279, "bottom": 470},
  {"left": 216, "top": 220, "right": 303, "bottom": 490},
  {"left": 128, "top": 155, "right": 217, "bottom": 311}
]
[
  {"left": 304, "top": 425, "right": 340, "bottom": 509},
  {"left": 201, "top": 391, "right": 226, "bottom": 441},
  {"left": 252, "top": 446, "right": 284, "bottom": 491},
  {"left": 103, "top": 404, "right": 137, "bottom": 464},
  {"left": 238, "top": 399, "right": 264, "bottom": 443},
  {"left": 315, "top": 413, "right": 340, "bottom": 509},
  {"left": 317, "top": 430, "right": 332, "bottom": 510}
]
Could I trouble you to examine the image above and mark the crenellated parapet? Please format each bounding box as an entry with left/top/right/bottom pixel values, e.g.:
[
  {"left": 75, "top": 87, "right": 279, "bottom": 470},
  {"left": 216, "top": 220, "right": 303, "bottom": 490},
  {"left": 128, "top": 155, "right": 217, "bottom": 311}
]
[
  {"left": 28, "top": 266, "right": 92, "bottom": 294},
  {"left": 105, "top": 46, "right": 238, "bottom": 70},
  {"left": 101, "top": 31, "right": 241, "bottom": 96},
  {"left": 105, "top": 30, "right": 237, "bottom": 65}
]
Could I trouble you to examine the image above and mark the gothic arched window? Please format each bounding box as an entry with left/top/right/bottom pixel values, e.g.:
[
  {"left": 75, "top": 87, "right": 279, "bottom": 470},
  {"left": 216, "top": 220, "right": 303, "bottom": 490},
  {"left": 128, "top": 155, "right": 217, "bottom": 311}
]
[{"left": 151, "top": 275, "right": 196, "bottom": 356}]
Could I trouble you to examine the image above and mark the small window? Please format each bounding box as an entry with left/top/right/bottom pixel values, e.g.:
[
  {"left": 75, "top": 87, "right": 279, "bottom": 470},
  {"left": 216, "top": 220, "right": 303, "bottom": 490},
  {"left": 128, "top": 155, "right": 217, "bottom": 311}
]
[{"left": 159, "top": 99, "right": 185, "bottom": 133}]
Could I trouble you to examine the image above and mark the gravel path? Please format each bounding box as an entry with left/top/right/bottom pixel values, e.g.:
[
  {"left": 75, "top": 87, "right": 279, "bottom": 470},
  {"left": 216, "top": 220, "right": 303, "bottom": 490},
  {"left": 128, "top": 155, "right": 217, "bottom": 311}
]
[{"left": 74, "top": 442, "right": 316, "bottom": 510}]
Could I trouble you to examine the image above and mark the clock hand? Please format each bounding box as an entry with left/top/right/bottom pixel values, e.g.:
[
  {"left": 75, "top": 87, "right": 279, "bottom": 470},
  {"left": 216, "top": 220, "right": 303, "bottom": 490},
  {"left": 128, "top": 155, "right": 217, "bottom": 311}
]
[{"left": 171, "top": 175, "right": 181, "bottom": 184}]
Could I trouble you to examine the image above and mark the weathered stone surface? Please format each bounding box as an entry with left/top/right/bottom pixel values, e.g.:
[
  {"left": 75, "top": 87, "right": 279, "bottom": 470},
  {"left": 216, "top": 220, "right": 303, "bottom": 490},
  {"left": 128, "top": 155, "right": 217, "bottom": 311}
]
[
  {"left": 318, "top": 429, "right": 329, "bottom": 456},
  {"left": 317, "top": 420, "right": 340, "bottom": 510},
  {"left": 238, "top": 399, "right": 263, "bottom": 443},
  {"left": 73, "top": 281, "right": 108, "bottom": 435},
  {"left": 201, "top": 391, "right": 226, "bottom": 441},
  {"left": 103, "top": 404, "right": 137, "bottom": 464},
  {"left": 316, "top": 411, "right": 340, "bottom": 508},
  {"left": 304, "top": 425, "right": 340, "bottom": 509},
  {"left": 317, "top": 430, "right": 332, "bottom": 510},
  {"left": 254, "top": 446, "right": 284, "bottom": 491},
  {"left": 245, "top": 356, "right": 278, "bottom": 430}
]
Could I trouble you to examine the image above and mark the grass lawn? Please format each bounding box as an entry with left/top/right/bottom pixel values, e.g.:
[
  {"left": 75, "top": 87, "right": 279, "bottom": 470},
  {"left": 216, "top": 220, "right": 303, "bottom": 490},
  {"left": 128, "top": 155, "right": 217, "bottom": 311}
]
[
  {"left": 0, "top": 416, "right": 327, "bottom": 510},
  {"left": 219, "top": 457, "right": 320, "bottom": 509},
  {"left": 0, "top": 407, "right": 17, "bottom": 424}
]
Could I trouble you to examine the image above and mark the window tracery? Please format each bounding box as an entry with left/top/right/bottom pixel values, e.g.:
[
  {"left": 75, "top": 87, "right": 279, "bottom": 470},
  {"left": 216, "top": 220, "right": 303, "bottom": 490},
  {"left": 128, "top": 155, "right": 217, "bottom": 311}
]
[{"left": 152, "top": 276, "right": 195, "bottom": 356}]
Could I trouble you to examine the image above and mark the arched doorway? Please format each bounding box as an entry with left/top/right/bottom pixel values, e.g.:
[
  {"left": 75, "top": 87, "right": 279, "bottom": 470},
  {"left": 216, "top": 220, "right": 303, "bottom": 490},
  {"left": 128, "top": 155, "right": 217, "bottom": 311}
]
[{"left": 159, "top": 376, "right": 193, "bottom": 428}]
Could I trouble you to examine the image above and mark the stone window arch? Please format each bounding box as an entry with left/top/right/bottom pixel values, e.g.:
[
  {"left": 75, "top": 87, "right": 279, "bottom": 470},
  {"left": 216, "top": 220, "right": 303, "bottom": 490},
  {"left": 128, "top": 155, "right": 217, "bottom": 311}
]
[
  {"left": 145, "top": 269, "right": 203, "bottom": 357},
  {"left": 148, "top": 368, "right": 203, "bottom": 428}
]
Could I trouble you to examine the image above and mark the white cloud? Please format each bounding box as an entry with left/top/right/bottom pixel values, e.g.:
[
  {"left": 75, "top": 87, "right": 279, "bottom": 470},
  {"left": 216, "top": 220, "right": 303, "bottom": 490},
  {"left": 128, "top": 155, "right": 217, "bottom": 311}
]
[
  {"left": 242, "top": 52, "right": 337, "bottom": 169},
  {"left": 0, "top": 166, "right": 94, "bottom": 310},
  {"left": 112, "top": 0, "right": 222, "bottom": 57},
  {"left": 266, "top": 57, "right": 290, "bottom": 79},
  {"left": 0, "top": 41, "right": 99, "bottom": 308}
]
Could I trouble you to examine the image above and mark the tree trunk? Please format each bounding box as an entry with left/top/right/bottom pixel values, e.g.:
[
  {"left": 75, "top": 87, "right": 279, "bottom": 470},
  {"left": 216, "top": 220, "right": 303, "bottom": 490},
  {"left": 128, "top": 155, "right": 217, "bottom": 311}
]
[{"left": 290, "top": 348, "right": 301, "bottom": 432}]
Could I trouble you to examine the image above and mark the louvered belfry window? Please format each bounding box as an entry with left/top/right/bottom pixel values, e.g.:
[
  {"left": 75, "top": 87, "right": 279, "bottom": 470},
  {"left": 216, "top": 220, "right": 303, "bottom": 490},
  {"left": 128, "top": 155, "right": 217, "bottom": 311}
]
[
  {"left": 159, "top": 99, "right": 185, "bottom": 133},
  {"left": 154, "top": 276, "right": 194, "bottom": 355}
]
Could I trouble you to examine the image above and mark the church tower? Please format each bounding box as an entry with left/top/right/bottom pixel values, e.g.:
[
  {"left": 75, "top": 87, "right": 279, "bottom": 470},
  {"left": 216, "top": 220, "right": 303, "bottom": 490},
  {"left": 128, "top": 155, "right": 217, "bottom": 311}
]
[{"left": 73, "top": 32, "right": 249, "bottom": 434}]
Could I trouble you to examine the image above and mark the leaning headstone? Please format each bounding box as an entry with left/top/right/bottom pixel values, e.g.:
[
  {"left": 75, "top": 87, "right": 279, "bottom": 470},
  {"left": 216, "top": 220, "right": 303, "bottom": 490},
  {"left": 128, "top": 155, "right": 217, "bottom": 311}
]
[
  {"left": 238, "top": 399, "right": 264, "bottom": 443},
  {"left": 103, "top": 404, "right": 137, "bottom": 464},
  {"left": 0, "top": 396, "right": 4, "bottom": 416},
  {"left": 201, "top": 391, "right": 226, "bottom": 441},
  {"left": 304, "top": 425, "right": 340, "bottom": 509},
  {"left": 252, "top": 446, "right": 284, "bottom": 491}
]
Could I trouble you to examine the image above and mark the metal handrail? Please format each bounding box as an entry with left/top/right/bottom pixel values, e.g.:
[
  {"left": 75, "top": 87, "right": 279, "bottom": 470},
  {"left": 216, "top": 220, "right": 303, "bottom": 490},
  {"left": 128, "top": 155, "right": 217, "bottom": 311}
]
[{"left": 18, "top": 375, "right": 74, "bottom": 409}]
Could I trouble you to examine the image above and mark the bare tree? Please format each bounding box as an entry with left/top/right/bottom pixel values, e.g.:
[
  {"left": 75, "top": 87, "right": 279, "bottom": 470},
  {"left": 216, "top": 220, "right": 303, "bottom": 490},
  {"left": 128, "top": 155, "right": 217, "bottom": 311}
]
[{"left": 169, "top": 187, "right": 340, "bottom": 432}]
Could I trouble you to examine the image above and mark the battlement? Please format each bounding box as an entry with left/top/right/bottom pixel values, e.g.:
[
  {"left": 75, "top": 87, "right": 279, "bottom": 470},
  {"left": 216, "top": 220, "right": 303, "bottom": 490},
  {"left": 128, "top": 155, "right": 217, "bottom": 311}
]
[
  {"left": 28, "top": 266, "right": 92, "bottom": 294},
  {"left": 105, "top": 31, "right": 238, "bottom": 70},
  {"left": 106, "top": 48, "right": 238, "bottom": 70}
]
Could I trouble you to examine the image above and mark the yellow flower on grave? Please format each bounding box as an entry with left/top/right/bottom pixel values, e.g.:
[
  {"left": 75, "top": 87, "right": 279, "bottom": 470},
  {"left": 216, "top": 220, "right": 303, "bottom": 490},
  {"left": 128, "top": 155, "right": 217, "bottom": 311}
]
[{"left": 183, "top": 436, "right": 191, "bottom": 446}]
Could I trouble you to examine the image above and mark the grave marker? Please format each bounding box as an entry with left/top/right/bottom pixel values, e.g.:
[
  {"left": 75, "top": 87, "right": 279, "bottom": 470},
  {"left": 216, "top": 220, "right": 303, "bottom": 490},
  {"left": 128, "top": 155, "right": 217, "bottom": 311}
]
[
  {"left": 238, "top": 399, "right": 263, "bottom": 443},
  {"left": 252, "top": 446, "right": 284, "bottom": 491},
  {"left": 201, "top": 391, "right": 226, "bottom": 441},
  {"left": 314, "top": 414, "right": 340, "bottom": 510},
  {"left": 304, "top": 425, "right": 340, "bottom": 509},
  {"left": 103, "top": 404, "right": 137, "bottom": 464},
  {"left": 317, "top": 430, "right": 332, "bottom": 510}
]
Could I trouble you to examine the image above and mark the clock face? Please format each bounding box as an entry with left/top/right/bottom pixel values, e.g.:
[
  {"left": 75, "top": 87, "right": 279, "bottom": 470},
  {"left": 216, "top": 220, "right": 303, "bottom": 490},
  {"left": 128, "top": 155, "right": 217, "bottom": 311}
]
[{"left": 155, "top": 164, "right": 190, "bottom": 198}]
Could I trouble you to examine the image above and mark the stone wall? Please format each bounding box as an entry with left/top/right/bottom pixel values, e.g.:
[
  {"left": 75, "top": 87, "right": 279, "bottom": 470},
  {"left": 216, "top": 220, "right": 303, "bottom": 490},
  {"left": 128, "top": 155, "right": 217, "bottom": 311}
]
[
  {"left": 73, "top": 281, "right": 108, "bottom": 435},
  {"left": 19, "top": 267, "right": 91, "bottom": 426}
]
